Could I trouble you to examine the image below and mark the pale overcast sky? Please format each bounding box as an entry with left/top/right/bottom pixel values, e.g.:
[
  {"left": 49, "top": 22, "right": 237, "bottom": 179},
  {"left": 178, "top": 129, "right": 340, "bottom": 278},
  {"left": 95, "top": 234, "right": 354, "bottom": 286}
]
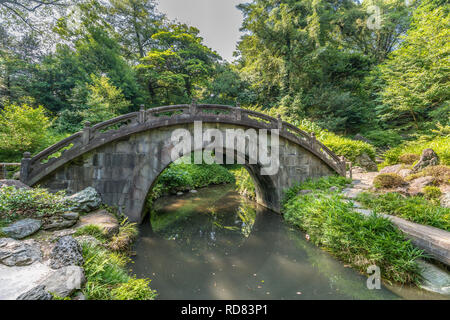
[{"left": 156, "top": 0, "right": 244, "bottom": 62}]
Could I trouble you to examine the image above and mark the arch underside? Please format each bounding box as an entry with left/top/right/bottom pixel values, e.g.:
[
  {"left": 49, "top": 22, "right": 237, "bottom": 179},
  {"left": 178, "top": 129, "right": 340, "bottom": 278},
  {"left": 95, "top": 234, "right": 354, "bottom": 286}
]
[{"left": 37, "top": 122, "right": 335, "bottom": 222}]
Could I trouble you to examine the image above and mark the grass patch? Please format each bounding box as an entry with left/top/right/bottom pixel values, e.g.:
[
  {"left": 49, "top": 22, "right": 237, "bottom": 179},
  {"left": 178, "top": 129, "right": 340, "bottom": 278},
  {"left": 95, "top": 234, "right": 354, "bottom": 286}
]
[
  {"left": 282, "top": 175, "right": 351, "bottom": 205},
  {"left": 356, "top": 192, "right": 450, "bottom": 231},
  {"left": 74, "top": 225, "right": 108, "bottom": 243},
  {"left": 81, "top": 242, "right": 157, "bottom": 300},
  {"left": 108, "top": 218, "right": 139, "bottom": 252},
  {"left": 283, "top": 187, "right": 424, "bottom": 285},
  {"left": 110, "top": 277, "right": 156, "bottom": 300}
]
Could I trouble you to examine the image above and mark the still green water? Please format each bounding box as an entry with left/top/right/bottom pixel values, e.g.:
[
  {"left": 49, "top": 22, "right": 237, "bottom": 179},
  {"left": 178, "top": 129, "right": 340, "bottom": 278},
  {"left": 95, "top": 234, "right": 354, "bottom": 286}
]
[{"left": 130, "top": 184, "right": 444, "bottom": 300}]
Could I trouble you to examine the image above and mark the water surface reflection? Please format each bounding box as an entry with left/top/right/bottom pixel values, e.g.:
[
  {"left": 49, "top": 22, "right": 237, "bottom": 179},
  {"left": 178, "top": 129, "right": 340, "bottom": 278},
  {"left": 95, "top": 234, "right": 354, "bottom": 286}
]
[{"left": 130, "top": 184, "right": 441, "bottom": 300}]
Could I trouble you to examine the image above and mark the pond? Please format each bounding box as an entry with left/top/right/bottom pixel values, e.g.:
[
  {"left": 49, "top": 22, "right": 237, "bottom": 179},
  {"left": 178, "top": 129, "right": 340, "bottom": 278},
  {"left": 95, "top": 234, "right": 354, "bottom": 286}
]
[{"left": 130, "top": 184, "right": 445, "bottom": 300}]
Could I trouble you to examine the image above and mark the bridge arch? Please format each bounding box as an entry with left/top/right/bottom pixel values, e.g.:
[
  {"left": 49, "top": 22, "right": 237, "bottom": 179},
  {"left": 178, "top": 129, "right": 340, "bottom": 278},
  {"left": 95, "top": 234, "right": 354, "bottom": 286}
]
[
  {"left": 20, "top": 104, "right": 346, "bottom": 222},
  {"left": 135, "top": 141, "right": 280, "bottom": 223}
]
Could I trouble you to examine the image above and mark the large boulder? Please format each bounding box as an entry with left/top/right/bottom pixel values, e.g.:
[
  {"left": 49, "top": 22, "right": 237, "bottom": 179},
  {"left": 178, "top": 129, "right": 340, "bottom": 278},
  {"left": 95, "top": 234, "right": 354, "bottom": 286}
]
[
  {"left": 398, "top": 168, "right": 412, "bottom": 178},
  {"left": 42, "top": 212, "right": 79, "bottom": 231},
  {"left": 1, "top": 219, "right": 42, "bottom": 239},
  {"left": 38, "top": 266, "right": 86, "bottom": 298},
  {"left": 354, "top": 153, "right": 378, "bottom": 172},
  {"left": 16, "top": 285, "right": 53, "bottom": 300},
  {"left": 65, "top": 187, "right": 102, "bottom": 213},
  {"left": 0, "top": 238, "right": 42, "bottom": 266},
  {"left": 77, "top": 209, "right": 119, "bottom": 238},
  {"left": 409, "top": 176, "right": 435, "bottom": 190},
  {"left": 379, "top": 164, "right": 403, "bottom": 174},
  {"left": 0, "top": 262, "right": 52, "bottom": 300},
  {"left": 49, "top": 236, "right": 83, "bottom": 270},
  {"left": 0, "top": 179, "right": 30, "bottom": 189},
  {"left": 412, "top": 148, "right": 440, "bottom": 172}
]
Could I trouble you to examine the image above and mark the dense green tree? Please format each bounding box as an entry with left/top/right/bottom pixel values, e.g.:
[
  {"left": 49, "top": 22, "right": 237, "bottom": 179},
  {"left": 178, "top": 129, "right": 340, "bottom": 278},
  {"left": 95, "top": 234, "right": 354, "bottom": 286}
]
[
  {"left": 0, "top": 103, "right": 52, "bottom": 160},
  {"left": 378, "top": 3, "right": 449, "bottom": 130},
  {"left": 105, "top": 0, "right": 164, "bottom": 61},
  {"left": 0, "top": 0, "right": 447, "bottom": 152},
  {"left": 137, "top": 24, "right": 220, "bottom": 105},
  {"left": 200, "top": 63, "right": 256, "bottom": 106},
  {"left": 235, "top": 0, "right": 417, "bottom": 133},
  {"left": 82, "top": 74, "right": 131, "bottom": 124}
]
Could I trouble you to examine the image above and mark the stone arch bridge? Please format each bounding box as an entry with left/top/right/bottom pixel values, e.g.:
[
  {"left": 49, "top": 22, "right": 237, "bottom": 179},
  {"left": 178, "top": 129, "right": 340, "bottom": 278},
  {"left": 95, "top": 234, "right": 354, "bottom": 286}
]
[{"left": 20, "top": 104, "right": 346, "bottom": 222}]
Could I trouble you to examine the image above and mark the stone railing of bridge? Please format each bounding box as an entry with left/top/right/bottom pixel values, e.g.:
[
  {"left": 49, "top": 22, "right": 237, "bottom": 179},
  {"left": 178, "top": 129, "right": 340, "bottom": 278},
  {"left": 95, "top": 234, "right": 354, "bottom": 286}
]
[{"left": 21, "top": 103, "right": 346, "bottom": 186}]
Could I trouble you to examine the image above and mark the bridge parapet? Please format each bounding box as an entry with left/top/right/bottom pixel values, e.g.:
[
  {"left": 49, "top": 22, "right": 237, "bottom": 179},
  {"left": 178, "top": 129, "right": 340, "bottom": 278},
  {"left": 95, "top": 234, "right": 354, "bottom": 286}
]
[{"left": 21, "top": 104, "right": 346, "bottom": 186}]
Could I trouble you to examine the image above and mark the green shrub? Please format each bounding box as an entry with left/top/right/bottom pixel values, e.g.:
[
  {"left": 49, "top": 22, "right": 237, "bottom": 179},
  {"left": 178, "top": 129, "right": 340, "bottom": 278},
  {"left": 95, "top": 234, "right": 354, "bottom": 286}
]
[
  {"left": 152, "top": 160, "right": 235, "bottom": 197},
  {"left": 423, "top": 186, "right": 442, "bottom": 201},
  {"left": 356, "top": 192, "right": 450, "bottom": 231},
  {"left": 399, "top": 153, "right": 420, "bottom": 165},
  {"left": 0, "top": 186, "right": 71, "bottom": 224},
  {"left": 322, "top": 135, "right": 376, "bottom": 163},
  {"left": 373, "top": 173, "right": 406, "bottom": 189},
  {"left": 111, "top": 277, "right": 157, "bottom": 300},
  {"left": 362, "top": 129, "right": 403, "bottom": 148},
  {"left": 383, "top": 135, "right": 450, "bottom": 167},
  {"left": 0, "top": 104, "right": 53, "bottom": 162},
  {"left": 283, "top": 192, "right": 424, "bottom": 285},
  {"left": 297, "top": 117, "right": 376, "bottom": 164}
]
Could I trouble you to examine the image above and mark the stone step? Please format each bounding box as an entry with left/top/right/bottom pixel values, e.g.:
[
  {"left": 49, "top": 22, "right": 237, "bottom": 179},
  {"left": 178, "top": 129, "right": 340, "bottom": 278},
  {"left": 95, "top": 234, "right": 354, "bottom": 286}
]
[{"left": 341, "top": 188, "right": 361, "bottom": 199}]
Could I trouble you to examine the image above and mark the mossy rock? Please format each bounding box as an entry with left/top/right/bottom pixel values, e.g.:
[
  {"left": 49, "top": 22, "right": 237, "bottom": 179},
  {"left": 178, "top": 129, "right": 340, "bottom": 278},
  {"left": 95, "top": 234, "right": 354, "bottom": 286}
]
[
  {"left": 399, "top": 153, "right": 420, "bottom": 165},
  {"left": 373, "top": 173, "right": 407, "bottom": 189},
  {"left": 406, "top": 165, "right": 450, "bottom": 185}
]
